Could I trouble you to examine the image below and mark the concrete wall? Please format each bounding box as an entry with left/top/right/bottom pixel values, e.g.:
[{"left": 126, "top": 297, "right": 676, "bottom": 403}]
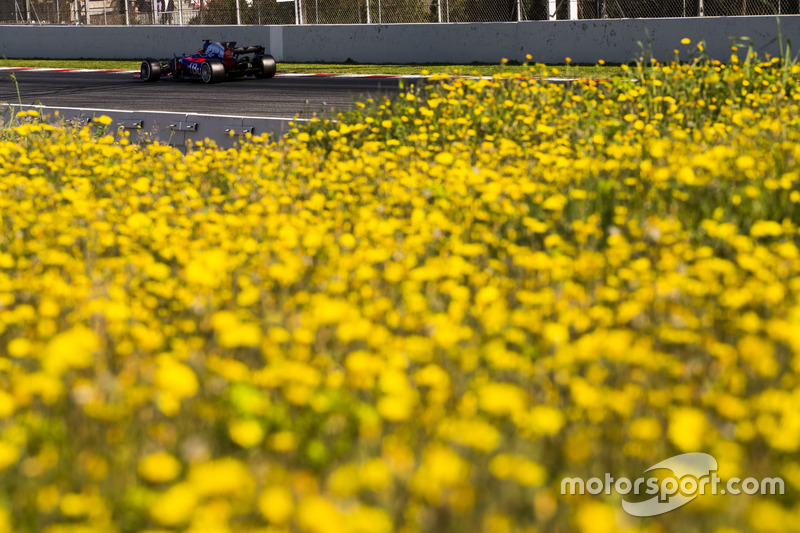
[{"left": 0, "top": 16, "right": 796, "bottom": 64}]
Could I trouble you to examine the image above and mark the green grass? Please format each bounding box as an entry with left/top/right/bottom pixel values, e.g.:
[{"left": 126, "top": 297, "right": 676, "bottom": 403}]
[{"left": 0, "top": 59, "right": 622, "bottom": 78}]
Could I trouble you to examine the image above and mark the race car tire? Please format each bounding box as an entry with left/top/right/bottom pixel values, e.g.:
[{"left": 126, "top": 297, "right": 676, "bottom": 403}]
[
  {"left": 254, "top": 55, "right": 277, "bottom": 79},
  {"left": 140, "top": 59, "right": 161, "bottom": 82},
  {"left": 200, "top": 60, "right": 226, "bottom": 84}
]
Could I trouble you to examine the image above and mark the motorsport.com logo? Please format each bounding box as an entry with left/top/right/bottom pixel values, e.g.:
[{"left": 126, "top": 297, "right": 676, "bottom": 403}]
[{"left": 560, "top": 453, "right": 784, "bottom": 517}]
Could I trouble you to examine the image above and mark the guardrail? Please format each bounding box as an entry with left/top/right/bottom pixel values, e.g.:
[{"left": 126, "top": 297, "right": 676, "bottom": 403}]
[
  {"left": 1, "top": 104, "right": 300, "bottom": 147},
  {"left": 0, "top": 16, "right": 797, "bottom": 64}
]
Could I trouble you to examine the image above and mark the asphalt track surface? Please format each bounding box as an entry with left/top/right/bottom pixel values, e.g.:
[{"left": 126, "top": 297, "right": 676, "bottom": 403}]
[{"left": 0, "top": 70, "right": 418, "bottom": 119}]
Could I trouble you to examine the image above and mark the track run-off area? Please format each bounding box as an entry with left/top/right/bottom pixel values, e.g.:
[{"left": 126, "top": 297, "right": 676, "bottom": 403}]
[{"left": 0, "top": 68, "right": 424, "bottom": 119}]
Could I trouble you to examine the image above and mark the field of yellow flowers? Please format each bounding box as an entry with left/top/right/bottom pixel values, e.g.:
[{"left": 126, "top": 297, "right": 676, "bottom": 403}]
[{"left": 1, "top": 43, "right": 800, "bottom": 533}]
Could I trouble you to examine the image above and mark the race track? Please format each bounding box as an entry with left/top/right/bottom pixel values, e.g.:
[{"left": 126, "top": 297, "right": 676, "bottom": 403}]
[{"left": 0, "top": 70, "right": 418, "bottom": 119}]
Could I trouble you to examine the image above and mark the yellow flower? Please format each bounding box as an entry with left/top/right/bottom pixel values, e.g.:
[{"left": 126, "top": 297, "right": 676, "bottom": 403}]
[
  {"left": 527, "top": 405, "right": 565, "bottom": 435},
  {"left": 328, "top": 463, "right": 360, "bottom": 497},
  {"left": 297, "top": 496, "right": 344, "bottom": 533},
  {"left": 736, "top": 154, "right": 756, "bottom": 171},
  {"left": 377, "top": 394, "right": 416, "bottom": 422},
  {"left": 668, "top": 407, "right": 708, "bottom": 452},
  {"left": 94, "top": 114, "right": 113, "bottom": 126},
  {"left": 750, "top": 220, "right": 782, "bottom": 238},
  {"left": 7, "top": 338, "right": 32, "bottom": 358},
  {"left": 542, "top": 193, "right": 567, "bottom": 211},
  {"left": 359, "top": 458, "right": 392, "bottom": 491},
  {"left": 439, "top": 417, "right": 501, "bottom": 452},
  {"left": 258, "top": 486, "right": 294, "bottom": 524},
  {"left": 188, "top": 457, "right": 255, "bottom": 499},
  {"left": 629, "top": 417, "right": 662, "bottom": 441},
  {"left": 339, "top": 233, "right": 356, "bottom": 249},
  {"left": 218, "top": 321, "right": 262, "bottom": 348},
  {"left": 0, "top": 508, "right": 9, "bottom": 533},
  {"left": 155, "top": 360, "right": 199, "bottom": 398},
  {"left": 0, "top": 442, "right": 20, "bottom": 472},
  {"left": 477, "top": 383, "right": 527, "bottom": 417},
  {"left": 270, "top": 431, "right": 297, "bottom": 452},
  {"left": 311, "top": 296, "right": 352, "bottom": 325},
  {"left": 434, "top": 152, "right": 455, "bottom": 165},
  {"left": 410, "top": 444, "right": 469, "bottom": 504},
  {"left": 150, "top": 483, "right": 198, "bottom": 526},
  {"left": 488, "top": 454, "right": 546, "bottom": 486},
  {"left": 228, "top": 419, "right": 265, "bottom": 448},
  {"left": 126, "top": 212, "right": 152, "bottom": 229},
  {"left": 41, "top": 326, "right": 98, "bottom": 375},
  {"left": 138, "top": 452, "right": 182, "bottom": 483},
  {"left": 576, "top": 502, "right": 617, "bottom": 533},
  {"left": 38, "top": 299, "right": 60, "bottom": 318},
  {"left": 347, "top": 505, "right": 393, "bottom": 533},
  {"left": 0, "top": 392, "right": 14, "bottom": 418}
]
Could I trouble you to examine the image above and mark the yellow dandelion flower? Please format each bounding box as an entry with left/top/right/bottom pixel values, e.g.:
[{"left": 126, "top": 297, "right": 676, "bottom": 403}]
[
  {"left": 154, "top": 360, "right": 199, "bottom": 399},
  {"left": 150, "top": 483, "right": 198, "bottom": 527},
  {"left": 258, "top": 486, "right": 294, "bottom": 524},
  {"left": 138, "top": 451, "right": 182, "bottom": 483},
  {"left": 668, "top": 407, "right": 708, "bottom": 452},
  {"left": 228, "top": 419, "right": 265, "bottom": 448},
  {"left": 477, "top": 383, "right": 528, "bottom": 417},
  {"left": 7, "top": 338, "right": 32, "bottom": 358},
  {"left": 0, "top": 442, "right": 20, "bottom": 472}
]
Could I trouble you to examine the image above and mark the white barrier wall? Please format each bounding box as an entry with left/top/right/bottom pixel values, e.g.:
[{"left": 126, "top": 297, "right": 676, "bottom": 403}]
[{"left": 0, "top": 16, "right": 797, "bottom": 64}]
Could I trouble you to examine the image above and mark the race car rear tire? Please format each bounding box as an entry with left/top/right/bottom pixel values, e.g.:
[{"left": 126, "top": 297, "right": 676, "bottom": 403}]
[
  {"left": 141, "top": 59, "right": 161, "bottom": 82},
  {"left": 201, "top": 60, "right": 226, "bottom": 84},
  {"left": 254, "top": 55, "right": 277, "bottom": 79}
]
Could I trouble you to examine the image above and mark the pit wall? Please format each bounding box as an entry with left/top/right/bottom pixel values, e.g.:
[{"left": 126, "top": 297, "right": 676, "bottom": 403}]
[{"left": 0, "top": 16, "right": 797, "bottom": 64}]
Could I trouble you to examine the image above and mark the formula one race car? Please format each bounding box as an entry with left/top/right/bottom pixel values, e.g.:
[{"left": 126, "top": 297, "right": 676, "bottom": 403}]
[{"left": 140, "top": 40, "right": 277, "bottom": 84}]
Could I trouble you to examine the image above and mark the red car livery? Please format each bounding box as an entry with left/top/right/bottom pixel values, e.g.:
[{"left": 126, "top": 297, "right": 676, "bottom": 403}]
[{"left": 140, "top": 40, "right": 276, "bottom": 84}]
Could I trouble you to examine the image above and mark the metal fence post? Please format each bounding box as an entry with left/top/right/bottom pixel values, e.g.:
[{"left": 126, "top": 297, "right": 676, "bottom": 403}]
[
  {"left": 698, "top": 0, "right": 704, "bottom": 15},
  {"left": 366, "top": 0, "right": 370, "bottom": 23},
  {"left": 569, "top": 0, "right": 577, "bottom": 19},
  {"left": 124, "top": 0, "right": 130, "bottom": 24},
  {"left": 437, "top": 0, "right": 441, "bottom": 22},
  {"left": 548, "top": 0, "right": 556, "bottom": 19},
  {"left": 236, "top": 0, "right": 241, "bottom": 24},
  {"left": 25, "top": 0, "right": 31, "bottom": 22},
  {"left": 516, "top": 0, "right": 521, "bottom": 20}
]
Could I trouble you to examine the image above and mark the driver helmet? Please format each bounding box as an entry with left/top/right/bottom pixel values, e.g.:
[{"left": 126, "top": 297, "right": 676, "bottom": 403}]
[{"left": 203, "top": 41, "right": 226, "bottom": 59}]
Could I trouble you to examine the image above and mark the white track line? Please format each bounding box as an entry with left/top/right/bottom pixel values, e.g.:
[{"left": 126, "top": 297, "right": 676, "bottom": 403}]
[{"left": 0, "top": 67, "right": 137, "bottom": 73}]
